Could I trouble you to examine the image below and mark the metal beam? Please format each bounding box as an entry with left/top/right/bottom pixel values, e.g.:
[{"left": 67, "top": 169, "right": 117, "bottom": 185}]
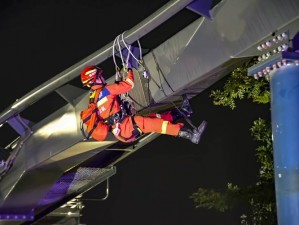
[{"left": 0, "top": 0, "right": 194, "bottom": 125}]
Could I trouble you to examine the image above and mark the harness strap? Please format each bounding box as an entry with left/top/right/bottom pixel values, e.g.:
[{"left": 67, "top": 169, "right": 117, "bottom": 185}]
[
  {"left": 82, "top": 117, "right": 100, "bottom": 140},
  {"left": 82, "top": 108, "right": 98, "bottom": 124},
  {"left": 131, "top": 116, "right": 143, "bottom": 136},
  {"left": 103, "top": 95, "right": 129, "bottom": 125},
  {"left": 81, "top": 88, "right": 101, "bottom": 139},
  {"left": 104, "top": 111, "right": 126, "bottom": 125},
  {"left": 116, "top": 116, "right": 143, "bottom": 142}
]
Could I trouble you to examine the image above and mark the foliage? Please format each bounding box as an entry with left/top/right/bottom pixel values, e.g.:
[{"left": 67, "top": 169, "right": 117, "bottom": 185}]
[
  {"left": 190, "top": 183, "right": 240, "bottom": 212},
  {"left": 210, "top": 58, "right": 270, "bottom": 109},
  {"left": 241, "top": 186, "right": 277, "bottom": 225},
  {"left": 250, "top": 118, "right": 273, "bottom": 181},
  {"left": 191, "top": 59, "right": 277, "bottom": 225},
  {"left": 190, "top": 181, "right": 276, "bottom": 225}
]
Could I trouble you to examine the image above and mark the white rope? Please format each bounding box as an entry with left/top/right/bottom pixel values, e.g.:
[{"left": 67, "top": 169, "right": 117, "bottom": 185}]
[
  {"left": 116, "top": 35, "right": 125, "bottom": 66},
  {"left": 113, "top": 31, "right": 144, "bottom": 70},
  {"left": 111, "top": 32, "right": 149, "bottom": 111},
  {"left": 112, "top": 34, "right": 128, "bottom": 68},
  {"left": 120, "top": 31, "right": 148, "bottom": 78},
  {"left": 121, "top": 31, "right": 143, "bottom": 64},
  {"left": 112, "top": 36, "right": 119, "bottom": 70}
]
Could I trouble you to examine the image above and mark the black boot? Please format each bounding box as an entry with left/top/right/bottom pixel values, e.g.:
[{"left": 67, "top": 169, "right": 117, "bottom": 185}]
[
  {"left": 178, "top": 120, "right": 207, "bottom": 144},
  {"left": 196, "top": 120, "right": 207, "bottom": 136},
  {"left": 178, "top": 94, "right": 193, "bottom": 117}
]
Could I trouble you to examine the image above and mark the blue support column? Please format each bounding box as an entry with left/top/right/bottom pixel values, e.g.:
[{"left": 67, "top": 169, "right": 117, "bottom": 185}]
[
  {"left": 248, "top": 31, "right": 299, "bottom": 223},
  {"left": 270, "top": 62, "right": 299, "bottom": 225}
]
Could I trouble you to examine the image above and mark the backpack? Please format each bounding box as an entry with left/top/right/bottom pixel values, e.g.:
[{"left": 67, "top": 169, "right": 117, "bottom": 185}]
[{"left": 80, "top": 88, "right": 109, "bottom": 141}]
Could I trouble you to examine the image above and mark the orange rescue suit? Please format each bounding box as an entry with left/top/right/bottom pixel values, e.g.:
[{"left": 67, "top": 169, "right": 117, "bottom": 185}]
[{"left": 91, "top": 69, "right": 184, "bottom": 143}]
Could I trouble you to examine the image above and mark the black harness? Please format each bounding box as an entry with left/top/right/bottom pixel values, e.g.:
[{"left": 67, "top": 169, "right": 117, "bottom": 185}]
[{"left": 103, "top": 96, "right": 143, "bottom": 141}]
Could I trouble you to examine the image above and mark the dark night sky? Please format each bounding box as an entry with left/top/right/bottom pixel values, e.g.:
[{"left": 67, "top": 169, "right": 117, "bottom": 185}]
[{"left": 0, "top": 1, "right": 271, "bottom": 225}]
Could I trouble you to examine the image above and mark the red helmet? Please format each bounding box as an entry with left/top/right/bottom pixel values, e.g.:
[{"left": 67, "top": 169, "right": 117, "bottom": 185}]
[{"left": 81, "top": 65, "right": 105, "bottom": 87}]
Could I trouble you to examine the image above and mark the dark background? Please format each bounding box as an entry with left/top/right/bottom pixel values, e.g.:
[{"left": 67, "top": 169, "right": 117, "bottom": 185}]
[{"left": 0, "top": 1, "right": 271, "bottom": 225}]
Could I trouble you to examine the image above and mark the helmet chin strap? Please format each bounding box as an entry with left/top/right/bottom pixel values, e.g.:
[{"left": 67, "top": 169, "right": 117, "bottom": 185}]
[
  {"left": 92, "top": 82, "right": 105, "bottom": 86},
  {"left": 88, "top": 67, "right": 106, "bottom": 89},
  {"left": 90, "top": 79, "right": 106, "bottom": 90},
  {"left": 96, "top": 68, "right": 106, "bottom": 84},
  {"left": 90, "top": 83, "right": 104, "bottom": 90}
]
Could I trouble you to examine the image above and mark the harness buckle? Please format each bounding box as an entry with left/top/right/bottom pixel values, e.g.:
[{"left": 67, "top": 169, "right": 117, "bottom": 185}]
[{"left": 112, "top": 122, "right": 120, "bottom": 136}]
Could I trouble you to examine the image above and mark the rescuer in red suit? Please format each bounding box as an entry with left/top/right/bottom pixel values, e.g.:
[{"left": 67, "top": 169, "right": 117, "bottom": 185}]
[{"left": 80, "top": 65, "right": 207, "bottom": 144}]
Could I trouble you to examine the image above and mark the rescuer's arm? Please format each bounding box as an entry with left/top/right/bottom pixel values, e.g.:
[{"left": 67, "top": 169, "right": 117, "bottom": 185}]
[{"left": 106, "top": 68, "right": 134, "bottom": 95}]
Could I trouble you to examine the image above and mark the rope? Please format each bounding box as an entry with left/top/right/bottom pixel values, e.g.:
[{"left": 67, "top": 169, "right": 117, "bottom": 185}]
[
  {"left": 112, "top": 33, "right": 145, "bottom": 113},
  {"left": 151, "top": 50, "right": 175, "bottom": 96},
  {"left": 149, "top": 51, "right": 197, "bottom": 128},
  {"left": 121, "top": 31, "right": 143, "bottom": 65},
  {"left": 111, "top": 34, "right": 196, "bottom": 129},
  {"left": 116, "top": 35, "right": 125, "bottom": 67},
  {"left": 112, "top": 35, "right": 121, "bottom": 72}
]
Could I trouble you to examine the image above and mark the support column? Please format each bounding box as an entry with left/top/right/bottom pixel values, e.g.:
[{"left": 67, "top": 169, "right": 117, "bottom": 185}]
[
  {"left": 270, "top": 62, "right": 299, "bottom": 225},
  {"left": 248, "top": 31, "right": 299, "bottom": 223}
]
